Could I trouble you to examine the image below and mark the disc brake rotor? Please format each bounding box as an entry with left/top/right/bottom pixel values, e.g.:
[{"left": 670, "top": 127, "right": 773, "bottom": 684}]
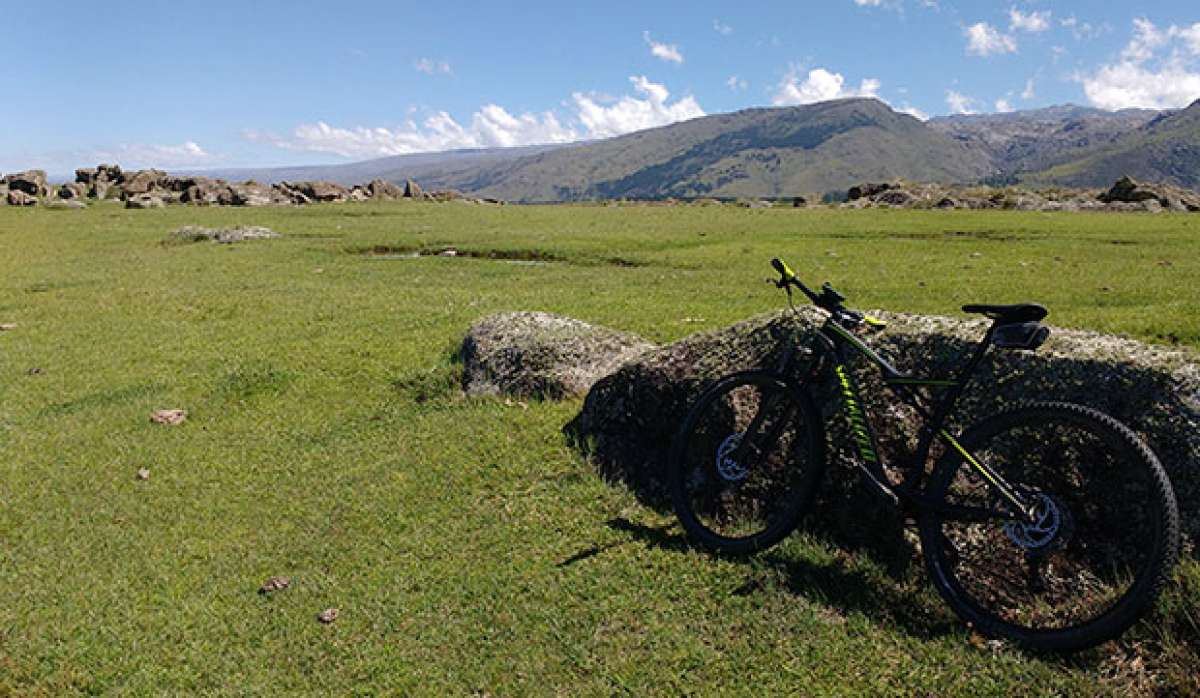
[
  {"left": 716, "top": 434, "right": 749, "bottom": 482},
  {"left": 1004, "top": 493, "right": 1064, "bottom": 550}
]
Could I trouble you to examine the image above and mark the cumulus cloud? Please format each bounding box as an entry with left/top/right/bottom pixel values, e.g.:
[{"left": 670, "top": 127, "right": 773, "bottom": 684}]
[
  {"left": 414, "top": 58, "right": 452, "bottom": 75},
  {"left": 644, "top": 31, "right": 683, "bottom": 64},
  {"left": 1080, "top": 18, "right": 1200, "bottom": 110},
  {"left": 251, "top": 76, "right": 703, "bottom": 158},
  {"left": 853, "top": 0, "right": 882, "bottom": 5},
  {"left": 965, "top": 22, "right": 1017, "bottom": 56},
  {"left": 1060, "top": 16, "right": 1107, "bottom": 41},
  {"left": 995, "top": 98, "right": 1014, "bottom": 113},
  {"left": 898, "top": 104, "right": 930, "bottom": 120},
  {"left": 772, "top": 67, "right": 881, "bottom": 106},
  {"left": 1009, "top": 8, "right": 1050, "bottom": 33},
  {"left": 713, "top": 19, "right": 733, "bottom": 35},
  {"left": 946, "top": 91, "right": 979, "bottom": 115},
  {"left": 726, "top": 75, "right": 748, "bottom": 91},
  {"left": 89, "top": 141, "right": 215, "bottom": 168},
  {"left": 574, "top": 76, "right": 704, "bottom": 138}
]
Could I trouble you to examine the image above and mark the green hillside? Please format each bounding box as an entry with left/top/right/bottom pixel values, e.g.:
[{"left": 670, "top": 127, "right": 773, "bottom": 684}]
[
  {"left": 1026, "top": 100, "right": 1200, "bottom": 189},
  {"left": 411, "top": 99, "right": 994, "bottom": 201}
]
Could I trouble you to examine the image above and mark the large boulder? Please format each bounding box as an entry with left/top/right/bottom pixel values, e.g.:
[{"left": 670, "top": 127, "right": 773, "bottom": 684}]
[
  {"left": 220, "top": 181, "right": 282, "bottom": 207},
  {"left": 565, "top": 309, "right": 1200, "bottom": 546},
  {"left": 125, "top": 193, "right": 165, "bottom": 209},
  {"left": 58, "top": 182, "right": 87, "bottom": 200},
  {"left": 460, "top": 312, "right": 656, "bottom": 400},
  {"left": 279, "top": 180, "right": 349, "bottom": 203},
  {"left": 6, "top": 189, "right": 37, "bottom": 206},
  {"left": 1100, "top": 176, "right": 1200, "bottom": 212},
  {"left": 403, "top": 179, "right": 424, "bottom": 199},
  {"left": 4, "top": 170, "right": 48, "bottom": 197},
  {"left": 846, "top": 182, "right": 892, "bottom": 201},
  {"left": 121, "top": 169, "right": 168, "bottom": 195},
  {"left": 366, "top": 178, "right": 404, "bottom": 199}
]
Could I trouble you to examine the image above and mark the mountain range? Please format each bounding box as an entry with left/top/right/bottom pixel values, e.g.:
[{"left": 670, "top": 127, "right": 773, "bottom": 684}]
[{"left": 196, "top": 97, "right": 1200, "bottom": 201}]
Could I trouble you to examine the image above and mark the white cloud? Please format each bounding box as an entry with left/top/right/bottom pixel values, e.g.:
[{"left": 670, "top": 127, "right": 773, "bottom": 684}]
[
  {"left": 1060, "top": 16, "right": 1106, "bottom": 41},
  {"left": 252, "top": 76, "right": 704, "bottom": 158},
  {"left": 853, "top": 0, "right": 882, "bottom": 5},
  {"left": 898, "top": 104, "right": 930, "bottom": 121},
  {"left": 713, "top": 19, "right": 733, "bottom": 35},
  {"left": 1080, "top": 18, "right": 1200, "bottom": 110},
  {"left": 946, "top": 90, "right": 979, "bottom": 115},
  {"left": 644, "top": 31, "right": 683, "bottom": 64},
  {"left": 90, "top": 141, "right": 215, "bottom": 169},
  {"left": 574, "top": 76, "right": 704, "bottom": 138},
  {"left": 1009, "top": 8, "right": 1050, "bottom": 33},
  {"left": 995, "top": 98, "right": 1014, "bottom": 113},
  {"left": 414, "top": 58, "right": 452, "bottom": 75},
  {"left": 1021, "top": 78, "right": 1036, "bottom": 100},
  {"left": 772, "top": 67, "right": 881, "bottom": 106},
  {"left": 726, "top": 75, "right": 748, "bottom": 91},
  {"left": 964, "top": 22, "right": 1017, "bottom": 56}
]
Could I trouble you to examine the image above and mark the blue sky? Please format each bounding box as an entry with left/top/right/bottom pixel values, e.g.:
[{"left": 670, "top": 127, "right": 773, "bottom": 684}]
[{"left": 4, "top": 1, "right": 1199, "bottom": 174}]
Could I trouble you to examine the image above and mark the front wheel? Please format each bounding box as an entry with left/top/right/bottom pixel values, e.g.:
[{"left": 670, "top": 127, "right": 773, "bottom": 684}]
[
  {"left": 669, "top": 370, "right": 826, "bottom": 555},
  {"left": 919, "top": 402, "right": 1180, "bottom": 652}
]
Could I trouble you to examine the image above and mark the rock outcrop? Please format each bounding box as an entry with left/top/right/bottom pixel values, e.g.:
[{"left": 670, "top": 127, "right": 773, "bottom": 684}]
[
  {"left": 460, "top": 312, "right": 656, "bottom": 400},
  {"left": 3, "top": 170, "right": 49, "bottom": 198},
  {"left": 1100, "top": 176, "right": 1200, "bottom": 212}
]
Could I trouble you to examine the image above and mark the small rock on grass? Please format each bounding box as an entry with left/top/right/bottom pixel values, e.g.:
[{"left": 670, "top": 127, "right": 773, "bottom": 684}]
[
  {"left": 317, "top": 608, "right": 339, "bottom": 624},
  {"left": 259, "top": 576, "right": 290, "bottom": 594},
  {"left": 135, "top": 468, "right": 150, "bottom": 481},
  {"left": 0, "top": 323, "right": 16, "bottom": 331},
  {"left": 150, "top": 409, "right": 187, "bottom": 425}
]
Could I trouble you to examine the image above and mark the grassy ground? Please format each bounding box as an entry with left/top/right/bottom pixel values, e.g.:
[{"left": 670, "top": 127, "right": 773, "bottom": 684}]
[{"left": 0, "top": 201, "right": 1197, "bottom": 695}]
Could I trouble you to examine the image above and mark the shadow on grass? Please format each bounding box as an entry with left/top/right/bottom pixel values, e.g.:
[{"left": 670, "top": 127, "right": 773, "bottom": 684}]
[{"left": 597, "top": 515, "right": 959, "bottom": 642}]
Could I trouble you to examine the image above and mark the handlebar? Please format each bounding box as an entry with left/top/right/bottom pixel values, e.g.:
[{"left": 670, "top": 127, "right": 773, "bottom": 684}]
[
  {"left": 768, "top": 257, "right": 889, "bottom": 331},
  {"left": 770, "top": 257, "right": 842, "bottom": 313}
]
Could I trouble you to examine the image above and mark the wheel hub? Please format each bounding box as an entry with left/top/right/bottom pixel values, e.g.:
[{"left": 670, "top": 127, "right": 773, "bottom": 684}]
[
  {"left": 1004, "top": 493, "right": 1065, "bottom": 550},
  {"left": 716, "top": 434, "right": 749, "bottom": 482}
]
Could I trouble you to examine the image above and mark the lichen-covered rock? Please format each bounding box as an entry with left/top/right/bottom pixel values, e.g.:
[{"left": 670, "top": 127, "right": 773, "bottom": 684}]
[
  {"left": 566, "top": 309, "right": 1200, "bottom": 547},
  {"left": 168, "top": 225, "right": 281, "bottom": 244},
  {"left": 125, "top": 193, "right": 164, "bottom": 209},
  {"left": 461, "top": 312, "right": 655, "bottom": 400}
]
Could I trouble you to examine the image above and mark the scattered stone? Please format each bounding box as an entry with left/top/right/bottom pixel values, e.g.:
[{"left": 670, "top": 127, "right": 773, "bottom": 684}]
[
  {"left": 169, "top": 225, "right": 281, "bottom": 244},
  {"left": 27, "top": 367, "right": 43, "bottom": 375},
  {"left": 792, "top": 196, "right": 807, "bottom": 208},
  {"left": 317, "top": 608, "right": 339, "bottom": 623},
  {"left": 150, "top": 409, "right": 187, "bottom": 425},
  {"left": 0, "top": 323, "right": 16, "bottom": 331},
  {"left": 279, "top": 180, "right": 349, "bottom": 203},
  {"left": 125, "top": 193, "right": 165, "bottom": 209},
  {"left": 438, "top": 249, "right": 459, "bottom": 257},
  {"left": 461, "top": 311, "right": 656, "bottom": 399},
  {"left": 135, "top": 468, "right": 150, "bottom": 481},
  {"left": 259, "top": 576, "right": 291, "bottom": 594}
]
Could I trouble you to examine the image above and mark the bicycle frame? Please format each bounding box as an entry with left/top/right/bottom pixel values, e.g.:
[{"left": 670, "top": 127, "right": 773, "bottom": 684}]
[{"left": 782, "top": 315, "right": 1035, "bottom": 523}]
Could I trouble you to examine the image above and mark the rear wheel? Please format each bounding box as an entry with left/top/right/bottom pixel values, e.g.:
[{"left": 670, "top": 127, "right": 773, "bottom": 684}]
[
  {"left": 919, "top": 402, "right": 1180, "bottom": 651},
  {"left": 669, "top": 371, "right": 826, "bottom": 555}
]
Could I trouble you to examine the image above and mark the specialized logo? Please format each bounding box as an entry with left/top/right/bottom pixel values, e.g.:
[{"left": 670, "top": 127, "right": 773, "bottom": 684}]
[{"left": 835, "top": 365, "right": 878, "bottom": 463}]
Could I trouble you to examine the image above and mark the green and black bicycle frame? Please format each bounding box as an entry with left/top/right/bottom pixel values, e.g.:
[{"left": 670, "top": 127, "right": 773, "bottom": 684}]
[{"left": 772, "top": 314, "right": 1039, "bottom": 525}]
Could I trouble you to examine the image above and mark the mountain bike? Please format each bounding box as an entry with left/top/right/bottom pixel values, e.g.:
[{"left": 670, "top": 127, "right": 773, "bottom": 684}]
[{"left": 668, "top": 258, "right": 1180, "bottom": 652}]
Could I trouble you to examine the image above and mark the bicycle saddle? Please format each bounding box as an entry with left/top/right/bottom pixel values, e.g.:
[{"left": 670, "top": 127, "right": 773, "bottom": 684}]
[{"left": 961, "top": 303, "right": 1047, "bottom": 324}]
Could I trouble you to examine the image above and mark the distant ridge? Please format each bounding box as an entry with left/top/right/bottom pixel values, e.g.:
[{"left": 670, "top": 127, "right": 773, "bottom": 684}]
[{"left": 179, "top": 98, "right": 1200, "bottom": 201}]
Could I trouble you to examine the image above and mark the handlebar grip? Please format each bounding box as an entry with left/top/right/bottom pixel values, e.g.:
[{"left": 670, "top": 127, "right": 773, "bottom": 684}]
[{"left": 770, "top": 257, "right": 796, "bottom": 281}]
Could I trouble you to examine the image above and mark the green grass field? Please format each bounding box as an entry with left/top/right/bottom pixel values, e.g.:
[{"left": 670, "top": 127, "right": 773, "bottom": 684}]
[{"left": 1, "top": 201, "right": 1197, "bottom": 695}]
